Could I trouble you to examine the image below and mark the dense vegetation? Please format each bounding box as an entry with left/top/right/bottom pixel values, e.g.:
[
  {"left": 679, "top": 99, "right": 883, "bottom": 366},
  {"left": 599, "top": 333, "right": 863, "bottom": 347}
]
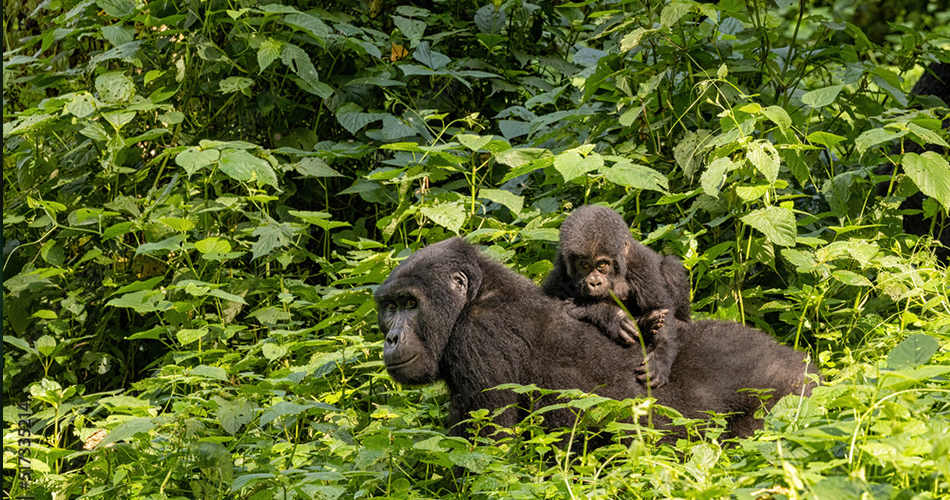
[{"left": 3, "top": 0, "right": 950, "bottom": 497}]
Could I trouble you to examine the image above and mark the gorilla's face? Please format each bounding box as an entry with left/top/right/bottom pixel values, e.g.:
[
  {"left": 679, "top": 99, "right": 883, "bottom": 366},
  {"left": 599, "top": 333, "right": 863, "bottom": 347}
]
[
  {"left": 567, "top": 253, "right": 622, "bottom": 299},
  {"left": 375, "top": 241, "right": 475, "bottom": 384}
]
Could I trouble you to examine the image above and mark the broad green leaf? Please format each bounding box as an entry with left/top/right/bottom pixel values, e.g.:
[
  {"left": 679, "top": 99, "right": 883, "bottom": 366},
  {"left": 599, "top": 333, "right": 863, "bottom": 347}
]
[
  {"left": 282, "top": 12, "right": 328, "bottom": 42},
  {"left": 3, "top": 336, "right": 39, "bottom": 356},
  {"left": 736, "top": 183, "right": 770, "bottom": 202},
  {"left": 673, "top": 129, "right": 713, "bottom": 178},
  {"left": 294, "top": 157, "right": 342, "bottom": 177},
  {"left": 761, "top": 106, "right": 791, "bottom": 134},
  {"left": 281, "top": 43, "right": 321, "bottom": 91},
  {"left": 158, "top": 217, "right": 195, "bottom": 232},
  {"left": 102, "top": 110, "right": 136, "bottom": 131},
  {"left": 135, "top": 234, "right": 186, "bottom": 256},
  {"left": 335, "top": 102, "right": 387, "bottom": 134},
  {"left": 177, "top": 327, "right": 208, "bottom": 344},
  {"left": 831, "top": 270, "right": 872, "bottom": 287},
  {"left": 855, "top": 127, "right": 903, "bottom": 155},
  {"left": 521, "top": 228, "right": 560, "bottom": 242},
  {"left": 746, "top": 140, "right": 780, "bottom": 184},
  {"left": 660, "top": 2, "right": 692, "bottom": 27},
  {"left": 412, "top": 41, "right": 450, "bottom": 70},
  {"left": 219, "top": 77, "right": 254, "bottom": 95},
  {"left": 475, "top": 4, "right": 506, "bottom": 34},
  {"left": 95, "top": 72, "right": 134, "bottom": 103},
  {"left": 208, "top": 289, "right": 248, "bottom": 304},
  {"left": 456, "top": 133, "right": 492, "bottom": 151},
  {"left": 801, "top": 84, "right": 844, "bottom": 108},
  {"left": 107, "top": 290, "right": 173, "bottom": 313},
  {"left": 393, "top": 16, "right": 426, "bottom": 41},
  {"left": 741, "top": 206, "right": 797, "bottom": 247},
  {"left": 886, "top": 334, "right": 939, "bottom": 370},
  {"left": 196, "top": 237, "right": 232, "bottom": 254},
  {"left": 807, "top": 131, "right": 846, "bottom": 149},
  {"left": 700, "top": 157, "right": 738, "bottom": 198},
  {"left": 257, "top": 38, "right": 283, "bottom": 72},
  {"left": 420, "top": 202, "right": 466, "bottom": 233},
  {"left": 35, "top": 335, "right": 57, "bottom": 357},
  {"left": 480, "top": 188, "right": 524, "bottom": 215},
  {"left": 101, "top": 418, "right": 155, "bottom": 447},
  {"left": 260, "top": 401, "right": 317, "bottom": 426},
  {"left": 554, "top": 150, "right": 603, "bottom": 182},
  {"left": 112, "top": 276, "right": 164, "bottom": 296},
  {"left": 903, "top": 152, "right": 950, "bottom": 209},
  {"left": 65, "top": 93, "right": 98, "bottom": 118},
  {"left": 215, "top": 397, "right": 256, "bottom": 435},
  {"left": 602, "top": 161, "right": 669, "bottom": 193},
  {"left": 251, "top": 222, "right": 294, "bottom": 260},
  {"left": 97, "top": 0, "right": 135, "bottom": 18},
  {"left": 263, "top": 343, "right": 288, "bottom": 361},
  {"left": 191, "top": 364, "right": 228, "bottom": 381}
]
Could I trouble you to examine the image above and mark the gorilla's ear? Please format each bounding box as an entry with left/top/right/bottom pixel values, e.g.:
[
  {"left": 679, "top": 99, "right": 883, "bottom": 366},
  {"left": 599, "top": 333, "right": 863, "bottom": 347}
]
[{"left": 451, "top": 271, "right": 468, "bottom": 295}]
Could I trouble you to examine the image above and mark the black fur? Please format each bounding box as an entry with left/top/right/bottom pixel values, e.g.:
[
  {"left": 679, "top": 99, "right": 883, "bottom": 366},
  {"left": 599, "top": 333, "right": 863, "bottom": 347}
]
[
  {"left": 541, "top": 205, "right": 691, "bottom": 387},
  {"left": 375, "top": 238, "right": 817, "bottom": 440}
]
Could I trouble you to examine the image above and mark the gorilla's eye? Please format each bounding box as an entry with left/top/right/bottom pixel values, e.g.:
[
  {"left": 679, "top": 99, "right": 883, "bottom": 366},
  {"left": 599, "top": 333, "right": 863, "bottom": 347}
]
[
  {"left": 579, "top": 262, "right": 591, "bottom": 271},
  {"left": 385, "top": 302, "right": 397, "bottom": 311},
  {"left": 405, "top": 298, "right": 417, "bottom": 309},
  {"left": 597, "top": 261, "right": 609, "bottom": 271}
]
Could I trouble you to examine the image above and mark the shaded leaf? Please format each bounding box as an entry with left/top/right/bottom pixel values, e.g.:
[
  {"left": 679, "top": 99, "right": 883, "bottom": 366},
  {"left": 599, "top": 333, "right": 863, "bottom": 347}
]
[{"left": 741, "top": 207, "right": 797, "bottom": 247}]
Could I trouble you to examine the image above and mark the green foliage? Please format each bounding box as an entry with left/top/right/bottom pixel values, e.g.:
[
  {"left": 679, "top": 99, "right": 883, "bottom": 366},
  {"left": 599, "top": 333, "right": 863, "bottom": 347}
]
[{"left": 3, "top": 0, "right": 950, "bottom": 497}]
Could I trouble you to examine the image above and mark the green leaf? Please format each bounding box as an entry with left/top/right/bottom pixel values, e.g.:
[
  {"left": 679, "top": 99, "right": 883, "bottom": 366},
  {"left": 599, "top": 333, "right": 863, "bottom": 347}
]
[
  {"left": 158, "top": 217, "right": 195, "bottom": 232},
  {"left": 673, "top": 129, "right": 713, "bottom": 178},
  {"left": 761, "top": 106, "right": 791, "bottom": 134},
  {"left": 700, "top": 157, "right": 738, "bottom": 198},
  {"left": 855, "top": 128, "right": 902, "bottom": 155},
  {"left": 101, "top": 418, "right": 155, "bottom": 447},
  {"left": 177, "top": 327, "right": 208, "bottom": 344},
  {"left": 741, "top": 207, "right": 797, "bottom": 247},
  {"left": 135, "top": 234, "right": 186, "bottom": 256},
  {"left": 251, "top": 222, "right": 294, "bottom": 260},
  {"left": 902, "top": 151, "right": 950, "bottom": 209},
  {"left": 602, "top": 161, "right": 669, "bottom": 193},
  {"left": 282, "top": 12, "right": 328, "bottom": 42},
  {"left": 554, "top": 150, "right": 603, "bottom": 182},
  {"left": 258, "top": 38, "right": 283, "bottom": 72},
  {"left": 801, "top": 84, "right": 844, "bottom": 108},
  {"left": 95, "top": 72, "right": 135, "bottom": 103},
  {"left": 831, "top": 270, "right": 872, "bottom": 287},
  {"left": 3, "top": 336, "right": 39, "bottom": 356},
  {"left": 106, "top": 290, "right": 173, "bottom": 313},
  {"left": 807, "top": 131, "right": 846, "bottom": 149},
  {"left": 456, "top": 133, "right": 492, "bottom": 151},
  {"left": 215, "top": 397, "right": 256, "bottom": 435},
  {"left": 113, "top": 276, "right": 164, "bottom": 296},
  {"left": 521, "top": 228, "right": 560, "bottom": 242},
  {"left": 746, "top": 140, "right": 780, "bottom": 184},
  {"left": 887, "top": 334, "right": 939, "bottom": 370},
  {"left": 393, "top": 16, "right": 426, "bottom": 41},
  {"left": 480, "top": 188, "right": 524, "bottom": 215},
  {"left": 335, "top": 102, "right": 387, "bottom": 135},
  {"left": 660, "top": 2, "right": 692, "bottom": 27},
  {"left": 412, "top": 41, "right": 451, "bottom": 70},
  {"left": 196, "top": 237, "right": 232, "bottom": 254},
  {"left": 420, "top": 202, "right": 467, "bottom": 233},
  {"left": 97, "top": 0, "right": 135, "bottom": 18},
  {"left": 219, "top": 77, "right": 254, "bottom": 95},
  {"left": 191, "top": 364, "right": 228, "bottom": 381},
  {"left": 35, "top": 335, "right": 57, "bottom": 357}
]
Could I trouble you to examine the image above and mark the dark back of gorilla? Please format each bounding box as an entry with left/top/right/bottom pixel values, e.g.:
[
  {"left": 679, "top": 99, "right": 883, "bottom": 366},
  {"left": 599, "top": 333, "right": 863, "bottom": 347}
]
[{"left": 375, "top": 238, "right": 818, "bottom": 440}]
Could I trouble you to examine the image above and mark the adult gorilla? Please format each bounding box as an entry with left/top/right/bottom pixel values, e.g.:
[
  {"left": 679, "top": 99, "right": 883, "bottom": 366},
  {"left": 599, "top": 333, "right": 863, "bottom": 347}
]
[{"left": 375, "top": 238, "right": 817, "bottom": 439}]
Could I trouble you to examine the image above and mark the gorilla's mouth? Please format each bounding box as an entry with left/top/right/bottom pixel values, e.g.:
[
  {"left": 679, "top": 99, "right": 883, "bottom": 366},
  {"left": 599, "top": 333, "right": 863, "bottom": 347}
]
[{"left": 385, "top": 354, "right": 419, "bottom": 370}]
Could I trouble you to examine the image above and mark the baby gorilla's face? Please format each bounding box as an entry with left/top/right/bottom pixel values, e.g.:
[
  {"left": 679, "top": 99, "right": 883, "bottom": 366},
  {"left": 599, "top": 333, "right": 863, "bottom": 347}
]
[{"left": 568, "top": 254, "right": 621, "bottom": 299}]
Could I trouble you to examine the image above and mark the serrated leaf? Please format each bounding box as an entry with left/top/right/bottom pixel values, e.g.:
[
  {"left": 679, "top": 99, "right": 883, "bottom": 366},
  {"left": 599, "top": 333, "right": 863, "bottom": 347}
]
[
  {"left": 420, "top": 202, "right": 467, "bottom": 233},
  {"left": 741, "top": 206, "right": 797, "bottom": 247},
  {"left": 281, "top": 43, "right": 321, "bottom": 90},
  {"left": 903, "top": 151, "right": 950, "bottom": 210},
  {"left": 887, "top": 334, "right": 939, "bottom": 370},
  {"left": 747, "top": 140, "right": 780, "bottom": 184},
  {"left": 480, "top": 188, "right": 523, "bottom": 215},
  {"left": 602, "top": 161, "right": 669, "bottom": 193},
  {"left": 855, "top": 127, "right": 902, "bottom": 155},
  {"left": 673, "top": 129, "right": 713, "bottom": 178},
  {"left": 257, "top": 38, "right": 283, "bottom": 72},
  {"left": 801, "top": 84, "right": 844, "bottom": 108},
  {"left": 475, "top": 4, "right": 506, "bottom": 34},
  {"left": 97, "top": 0, "right": 135, "bottom": 18},
  {"left": 251, "top": 222, "right": 294, "bottom": 260},
  {"left": 660, "top": 2, "right": 692, "bottom": 27}
]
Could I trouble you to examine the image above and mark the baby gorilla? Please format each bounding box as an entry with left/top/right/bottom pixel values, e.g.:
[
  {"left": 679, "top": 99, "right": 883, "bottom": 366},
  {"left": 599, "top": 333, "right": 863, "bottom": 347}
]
[{"left": 542, "top": 205, "right": 691, "bottom": 387}]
